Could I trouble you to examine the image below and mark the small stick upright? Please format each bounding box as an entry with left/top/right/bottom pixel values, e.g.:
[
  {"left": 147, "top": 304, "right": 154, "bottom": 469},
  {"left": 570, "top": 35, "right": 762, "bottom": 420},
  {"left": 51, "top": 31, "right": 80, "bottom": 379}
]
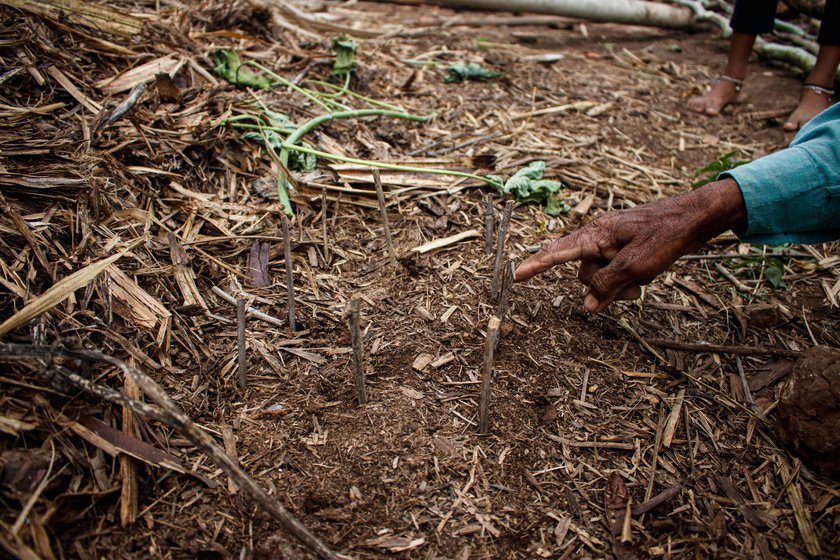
[
  {"left": 348, "top": 298, "right": 367, "bottom": 405},
  {"left": 321, "top": 188, "right": 329, "bottom": 265},
  {"left": 283, "top": 215, "right": 296, "bottom": 331},
  {"left": 237, "top": 298, "right": 247, "bottom": 390},
  {"left": 478, "top": 316, "right": 501, "bottom": 435},
  {"left": 496, "top": 260, "right": 515, "bottom": 323},
  {"left": 491, "top": 201, "right": 514, "bottom": 301},
  {"left": 373, "top": 169, "right": 398, "bottom": 268},
  {"left": 484, "top": 193, "right": 494, "bottom": 255}
]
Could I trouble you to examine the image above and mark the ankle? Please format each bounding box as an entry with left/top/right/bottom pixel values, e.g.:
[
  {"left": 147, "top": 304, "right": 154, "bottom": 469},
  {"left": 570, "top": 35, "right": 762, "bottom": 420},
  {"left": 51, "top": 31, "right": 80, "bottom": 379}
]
[
  {"left": 716, "top": 75, "right": 744, "bottom": 91},
  {"left": 802, "top": 83, "right": 835, "bottom": 97}
]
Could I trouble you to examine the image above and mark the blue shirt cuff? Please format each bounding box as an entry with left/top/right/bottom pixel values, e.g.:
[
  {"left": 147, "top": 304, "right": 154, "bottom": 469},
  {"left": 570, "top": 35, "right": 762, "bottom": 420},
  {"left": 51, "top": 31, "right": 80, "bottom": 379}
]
[{"left": 719, "top": 104, "right": 840, "bottom": 245}]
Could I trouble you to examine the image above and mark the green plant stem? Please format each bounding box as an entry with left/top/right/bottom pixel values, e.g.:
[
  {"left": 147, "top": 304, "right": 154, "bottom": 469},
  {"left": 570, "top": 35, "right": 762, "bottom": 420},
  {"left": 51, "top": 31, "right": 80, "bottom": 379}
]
[
  {"left": 281, "top": 142, "right": 500, "bottom": 187},
  {"left": 243, "top": 61, "right": 336, "bottom": 112},
  {"left": 400, "top": 59, "right": 445, "bottom": 66},
  {"left": 274, "top": 109, "right": 436, "bottom": 215},
  {"left": 314, "top": 73, "right": 352, "bottom": 99},
  {"left": 308, "top": 79, "right": 408, "bottom": 112},
  {"left": 227, "top": 122, "right": 290, "bottom": 133},
  {"left": 285, "top": 109, "right": 430, "bottom": 148}
]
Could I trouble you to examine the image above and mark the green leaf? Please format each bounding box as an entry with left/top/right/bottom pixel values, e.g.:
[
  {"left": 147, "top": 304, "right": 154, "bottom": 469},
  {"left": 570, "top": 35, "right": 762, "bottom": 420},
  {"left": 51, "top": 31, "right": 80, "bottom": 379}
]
[
  {"left": 764, "top": 259, "right": 785, "bottom": 288},
  {"left": 444, "top": 62, "right": 502, "bottom": 83},
  {"left": 331, "top": 34, "right": 357, "bottom": 77},
  {"left": 213, "top": 49, "right": 273, "bottom": 89},
  {"left": 691, "top": 150, "right": 749, "bottom": 189},
  {"left": 262, "top": 110, "right": 297, "bottom": 133},
  {"left": 289, "top": 145, "right": 317, "bottom": 171},
  {"left": 491, "top": 161, "right": 569, "bottom": 215}
]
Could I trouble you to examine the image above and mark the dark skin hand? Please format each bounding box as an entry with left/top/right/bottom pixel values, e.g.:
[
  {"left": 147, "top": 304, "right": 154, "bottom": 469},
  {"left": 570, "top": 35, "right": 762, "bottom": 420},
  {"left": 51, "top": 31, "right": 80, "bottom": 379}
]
[{"left": 515, "top": 179, "right": 748, "bottom": 313}]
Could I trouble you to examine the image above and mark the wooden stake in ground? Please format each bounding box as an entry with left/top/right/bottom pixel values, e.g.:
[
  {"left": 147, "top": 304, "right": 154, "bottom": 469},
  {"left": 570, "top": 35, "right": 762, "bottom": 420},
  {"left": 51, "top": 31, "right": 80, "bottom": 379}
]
[
  {"left": 119, "top": 368, "right": 141, "bottom": 527},
  {"left": 348, "top": 298, "right": 367, "bottom": 405},
  {"left": 373, "top": 169, "right": 398, "bottom": 267},
  {"left": 484, "top": 193, "right": 494, "bottom": 255},
  {"left": 237, "top": 298, "right": 247, "bottom": 390},
  {"left": 221, "top": 425, "right": 239, "bottom": 495},
  {"left": 283, "top": 215, "right": 296, "bottom": 331},
  {"left": 491, "top": 201, "right": 513, "bottom": 301},
  {"left": 496, "top": 260, "right": 515, "bottom": 321},
  {"left": 478, "top": 316, "right": 501, "bottom": 434},
  {"left": 321, "top": 188, "right": 329, "bottom": 265}
]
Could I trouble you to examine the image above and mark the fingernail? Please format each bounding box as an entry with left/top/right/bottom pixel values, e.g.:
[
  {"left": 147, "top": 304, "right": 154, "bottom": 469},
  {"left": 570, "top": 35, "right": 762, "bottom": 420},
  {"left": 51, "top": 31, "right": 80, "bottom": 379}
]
[{"left": 584, "top": 293, "right": 599, "bottom": 312}]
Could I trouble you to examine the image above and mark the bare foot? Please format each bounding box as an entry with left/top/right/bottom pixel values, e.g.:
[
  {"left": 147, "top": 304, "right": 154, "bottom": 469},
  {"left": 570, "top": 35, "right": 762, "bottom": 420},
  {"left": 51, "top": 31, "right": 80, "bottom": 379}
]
[
  {"left": 688, "top": 80, "right": 743, "bottom": 116},
  {"left": 783, "top": 87, "right": 833, "bottom": 131}
]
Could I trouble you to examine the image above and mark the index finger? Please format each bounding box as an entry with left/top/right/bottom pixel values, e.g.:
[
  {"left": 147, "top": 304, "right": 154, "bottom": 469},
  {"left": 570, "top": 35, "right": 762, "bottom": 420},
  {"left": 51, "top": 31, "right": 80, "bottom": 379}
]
[{"left": 514, "top": 232, "right": 583, "bottom": 282}]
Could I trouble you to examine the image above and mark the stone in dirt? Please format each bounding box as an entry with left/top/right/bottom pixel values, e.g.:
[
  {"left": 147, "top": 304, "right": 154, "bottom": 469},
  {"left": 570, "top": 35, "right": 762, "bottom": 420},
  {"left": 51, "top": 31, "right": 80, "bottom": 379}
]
[{"left": 773, "top": 346, "right": 840, "bottom": 478}]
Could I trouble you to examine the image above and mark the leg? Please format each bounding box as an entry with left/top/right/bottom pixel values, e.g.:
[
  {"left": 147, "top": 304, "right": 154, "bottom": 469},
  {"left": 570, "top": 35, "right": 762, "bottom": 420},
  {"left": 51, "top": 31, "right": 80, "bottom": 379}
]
[
  {"left": 688, "top": 0, "right": 776, "bottom": 116},
  {"left": 784, "top": 1, "right": 840, "bottom": 130},
  {"left": 688, "top": 32, "right": 756, "bottom": 116},
  {"left": 783, "top": 46, "right": 840, "bottom": 130}
]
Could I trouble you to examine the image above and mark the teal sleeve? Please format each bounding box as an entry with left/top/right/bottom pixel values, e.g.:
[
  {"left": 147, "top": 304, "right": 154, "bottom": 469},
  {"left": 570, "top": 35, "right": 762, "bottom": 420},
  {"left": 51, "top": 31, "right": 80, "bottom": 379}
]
[{"left": 719, "top": 103, "right": 840, "bottom": 245}]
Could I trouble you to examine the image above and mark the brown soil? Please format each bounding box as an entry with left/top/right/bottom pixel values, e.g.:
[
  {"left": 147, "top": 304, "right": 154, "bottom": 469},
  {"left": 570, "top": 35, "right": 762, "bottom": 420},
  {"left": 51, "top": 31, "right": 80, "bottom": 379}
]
[{"left": 1, "top": 2, "right": 838, "bottom": 560}]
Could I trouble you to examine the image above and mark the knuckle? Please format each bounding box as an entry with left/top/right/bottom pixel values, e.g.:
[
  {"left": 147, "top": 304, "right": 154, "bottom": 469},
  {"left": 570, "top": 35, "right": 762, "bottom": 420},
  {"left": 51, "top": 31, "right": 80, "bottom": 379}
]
[{"left": 589, "top": 271, "right": 616, "bottom": 297}]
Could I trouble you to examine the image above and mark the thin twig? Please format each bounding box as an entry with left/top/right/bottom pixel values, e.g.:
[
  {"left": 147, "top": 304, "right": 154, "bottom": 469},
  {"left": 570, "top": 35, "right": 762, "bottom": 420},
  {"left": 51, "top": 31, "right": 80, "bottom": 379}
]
[
  {"left": 715, "top": 262, "right": 751, "bottom": 292},
  {"left": 373, "top": 169, "right": 397, "bottom": 267},
  {"left": 736, "top": 356, "right": 767, "bottom": 420},
  {"left": 680, "top": 252, "right": 813, "bottom": 261},
  {"left": 348, "top": 298, "right": 367, "bottom": 405},
  {"left": 478, "top": 316, "right": 501, "bottom": 435},
  {"left": 631, "top": 485, "right": 682, "bottom": 516},
  {"left": 211, "top": 287, "right": 285, "bottom": 328},
  {"left": 12, "top": 440, "right": 56, "bottom": 535},
  {"left": 321, "top": 187, "right": 329, "bottom": 265},
  {"left": 484, "top": 193, "right": 494, "bottom": 256},
  {"left": 237, "top": 299, "right": 247, "bottom": 390},
  {"left": 496, "top": 261, "right": 515, "bottom": 322},
  {"left": 491, "top": 201, "right": 513, "bottom": 301},
  {"left": 283, "top": 215, "right": 296, "bottom": 332},
  {"left": 646, "top": 338, "right": 800, "bottom": 358}
]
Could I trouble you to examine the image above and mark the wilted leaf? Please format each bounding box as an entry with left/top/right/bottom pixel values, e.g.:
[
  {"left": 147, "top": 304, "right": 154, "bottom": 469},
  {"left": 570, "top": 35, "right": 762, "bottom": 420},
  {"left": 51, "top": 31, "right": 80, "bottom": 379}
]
[
  {"left": 765, "top": 259, "right": 785, "bottom": 288},
  {"left": 331, "top": 34, "right": 357, "bottom": 77},
  {"left": 213, "top": 49, "right": 272, "bottom": 89},
  {"left": 488, "top": 161, "right": 569, "bottom": 216},
  {"left": 445, "top": 62, "right": 502, "bottom": 83}
]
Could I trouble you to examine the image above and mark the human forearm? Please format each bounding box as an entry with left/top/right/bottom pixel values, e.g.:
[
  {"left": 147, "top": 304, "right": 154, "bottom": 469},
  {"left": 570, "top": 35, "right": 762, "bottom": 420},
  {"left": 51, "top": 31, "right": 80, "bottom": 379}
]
[{"left": 683, "top": 178, "right": 747, "bottom": 244}]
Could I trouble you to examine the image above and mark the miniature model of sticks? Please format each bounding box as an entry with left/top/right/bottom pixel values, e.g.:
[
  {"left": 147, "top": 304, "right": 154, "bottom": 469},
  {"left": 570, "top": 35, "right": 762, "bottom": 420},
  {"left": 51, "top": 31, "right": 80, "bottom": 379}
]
[
  {"left": 478, "top": 316, "right": 501, "bottom": 434},
  {"left": 348, "top": 298, "right": 367, "bottom": 405},
  {"left": 282, "top": 215, "right": 296, "bottom": 331},
  {"left": 484, "top": 193, "right": 494, "bottom": 255},
  {"left": 373, "top": 169, "right": 398, "bottom": 267},
  {"left": 491, "top": 200, "right": 513, "bottom": 301},
  {"left": 237, "top": 298, "right": 247, "bottom": 390}
]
